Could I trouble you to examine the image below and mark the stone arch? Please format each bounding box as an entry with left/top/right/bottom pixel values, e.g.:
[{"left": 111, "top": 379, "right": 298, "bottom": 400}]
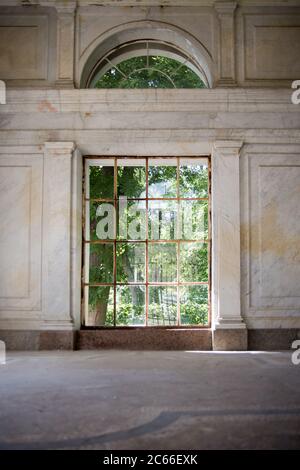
[{"left": 78, "top": 20, "right": 214, "bottom": 88}]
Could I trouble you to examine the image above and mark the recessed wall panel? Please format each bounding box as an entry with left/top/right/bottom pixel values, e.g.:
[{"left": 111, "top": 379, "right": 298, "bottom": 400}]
[{"left": 0, "top": 155, "right": 43, "bottom": 311}]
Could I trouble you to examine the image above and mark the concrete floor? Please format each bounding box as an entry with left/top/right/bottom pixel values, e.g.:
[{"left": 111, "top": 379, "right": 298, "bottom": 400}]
[{"left": 0, "top": 351, "right": 300, "bottom": 450}]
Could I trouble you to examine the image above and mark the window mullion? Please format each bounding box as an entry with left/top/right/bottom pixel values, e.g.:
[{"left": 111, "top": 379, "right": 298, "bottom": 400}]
[
  {"left": 177, "top": 157, "right": 180, "bottom": 326},
  {"left": 83, "top": 156, "right": 210, "bottom": 328},
  {"left": 113, "top": 157, "right": 117, "bottom": 327},
  {"left": 145, "top": 157, "right": 149, "bottom": 327}
]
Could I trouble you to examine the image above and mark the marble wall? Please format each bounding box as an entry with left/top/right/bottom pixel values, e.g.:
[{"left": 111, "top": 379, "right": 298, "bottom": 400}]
[
  {"left": 0, "top": 151, "right": 43, "bottom": 329},
  {"left": 0, "top": 1, "right": 299, "bottom": 345},
  {"left": 0, "top": 1, "right": 300, "bottom": 88},
  {"left": 0, "top": 5, "right": 57, "bottom": 87},
  {"left": 0, "top": 89, "right": 299, "bottom": 337},
  {"left": 241, "top": 146, "right": 300, "bottom": 329}
]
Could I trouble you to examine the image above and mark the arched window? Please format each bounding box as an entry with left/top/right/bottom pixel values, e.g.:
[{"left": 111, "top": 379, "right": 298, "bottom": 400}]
[{"left": 87, "top": 40, "right": 207, "bottom": 89}]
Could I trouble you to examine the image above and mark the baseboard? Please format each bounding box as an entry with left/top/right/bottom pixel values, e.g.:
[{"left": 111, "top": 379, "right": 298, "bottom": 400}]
[
  {"left": 248, "top": 329, "right": 300, "bottom": 351},
  {"left": 1, "top": 328, "right": 299, "bottom": 351},
  {"left": 0, "top": 330, "right": 76, "bottom": 351},
  {"left": 78, "top": 328, "right": 212, "bottom": 351}
]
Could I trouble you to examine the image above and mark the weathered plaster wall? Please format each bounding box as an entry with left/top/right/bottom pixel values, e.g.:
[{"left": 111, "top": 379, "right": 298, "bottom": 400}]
[
  {"left": 0, "top": 5, "right": 57, "bottom": 87},
  {"left": 0, "top": 89, "right": 299, "bottom": 339},
  {"left": 0, "top": 1, "right": 300, "bottom": 349},
  {"left": 1, "top": 1, "right": 300, "bottom": 87},
  {"left": 240, "top": 145, "right": 300, "bottom": 329}
]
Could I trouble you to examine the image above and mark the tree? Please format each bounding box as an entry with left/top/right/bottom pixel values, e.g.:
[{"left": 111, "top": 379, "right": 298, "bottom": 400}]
[{"left": 94, "top": 56, "right": 206, "bottom": 89}]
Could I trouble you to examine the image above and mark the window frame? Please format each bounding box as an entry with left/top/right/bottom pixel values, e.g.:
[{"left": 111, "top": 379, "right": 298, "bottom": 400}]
[
  {"left": 82, "top": 156, "right": 211, "bottom": 329},
  {"left": 86, "top": 39, "right": 209, "bottom": 89}
]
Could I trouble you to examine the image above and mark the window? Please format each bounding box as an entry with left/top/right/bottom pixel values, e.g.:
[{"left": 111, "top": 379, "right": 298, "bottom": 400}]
[
  {"left": 87, "top": 40, "right": 207, "bottom": 89},
  {"left": 93, "top": 56, "right": 205, "bottom": 89},
  {"left": 83, "top": 157, "right": 210, "bottom": 327}
]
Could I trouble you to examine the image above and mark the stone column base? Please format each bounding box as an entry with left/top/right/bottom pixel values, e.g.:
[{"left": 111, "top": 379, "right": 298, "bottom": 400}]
[{"left": 213, "top": 328, "right": 248, "bottom": 351}]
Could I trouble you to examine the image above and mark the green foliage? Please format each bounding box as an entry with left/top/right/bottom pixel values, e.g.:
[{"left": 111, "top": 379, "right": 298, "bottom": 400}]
[
  {"left": 117, "top": 166, "right": 146, "bottom": 198},
  {"left": 89, "top": 244, "right": 113, "bottom": 283},
  {"left": 181, "top": 303, "right": 208, "bottom": 325},
  {"left": 117, "top": 303, "right": 144, "bottom": 326},
  {"left": 180, "top": 165, "right": 208, "bottom": 198},
  {"left": 149, "top": 165, "right": 177, "bottom": 197},
  {"left": 116, "top": 243, "right": 145, "bottom": 283},
  {"left": 180, "top": 200, "right": 209, "bottom": 240},
  {"left": 149, "top": 244, "right": 177, "bottom": 282},
  {"left": 89, "top": 286, "right": 110, "bottom": 305},
  {"left": 148, "top": 303, "right": 177, "bottom": 326},
  {"left": 181, "top": 286, "right": 208, "bottom": 325},
  {"left": 87, "top": 160, "right": 209, "bottom": 327},
  {"left": 89, "top": 166, "right": 114, "bottom": 199},
  {"left": 88, "top": 286, "right": 114, "bottom": 326},
  {"left": 94, "top": 56, "right": 206, "bottom": 89},
  {"left": 180, "top": 243, "right": 208, "bottom": 282},
  {"left": 116, "top": 286, "right": 145, "bottom": 325}
]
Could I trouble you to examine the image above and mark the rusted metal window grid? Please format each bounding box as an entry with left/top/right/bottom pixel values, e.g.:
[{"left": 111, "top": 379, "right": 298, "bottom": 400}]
[{"left": 82, "top": 156, "right": 211, "bottom": 328}]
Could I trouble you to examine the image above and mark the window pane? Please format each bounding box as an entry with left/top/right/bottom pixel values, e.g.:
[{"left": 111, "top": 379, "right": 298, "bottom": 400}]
[
  {"left": 85, "top": 286, "right": 114, "bottom": 326},
  {"left": 180, "top": 158, "right": 208, "bottom": 198},
  {"left": 148, "top": 159, "right": 177, "bottom": 198},
  {"left": 116, "top": 243, "right": 145, "bottom": 283},
  {"left": 84, "top": 157, "right": 210, "bottom": 329},
  {"left": 148, "top": 200, "right": 178, "bottom": 240},
  {"left": 116, "top": 286, "right": 146, "bottom": 326},
  {"left": 148, "top": 286, "right": 177, "bottom": 326},
  {"left": 87, "top": 243, "right": 113, "bottom": 283},
  {"left": 88, "top": 161, "right": 114, "bottom": 199},
  {"left": 117, "top": 200, "right": 146, "bottom": 240},
  {"left": 118, "top": 56, "right": 147, "bottom": 76},
  {"left": 117, "top": 159, "right": 146, "bottom": 198},
  {"left": 180, "top": 285, "right": 208, "bottom": 325},
  {"left": 180, "top": 242, "right": 208, "bottom": 282},
  {"left": 89, "top": 201, "right": 115, "bottom": 241},
  {"left": 148, "top": 243, "right": 177, "bottom": 282},
  {"left": 179, "top": 200, "right": 208, "bottom": 240},
  {"left": 93, "top": 54, "right": 206, "bottom": 90}
]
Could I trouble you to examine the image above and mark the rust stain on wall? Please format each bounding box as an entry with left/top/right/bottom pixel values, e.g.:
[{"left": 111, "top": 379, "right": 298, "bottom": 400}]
[
  {"left": 37, "top": 100, "right": 58, "bottom": 113},
  {"left": 241, "top": 204, "right": 300, "bottom": 261}
]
